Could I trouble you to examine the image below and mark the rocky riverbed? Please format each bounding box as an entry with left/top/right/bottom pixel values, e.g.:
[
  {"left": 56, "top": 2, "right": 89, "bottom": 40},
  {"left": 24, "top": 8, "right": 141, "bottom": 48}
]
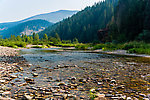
[
  {"left": 0, "top": 47, "right": 150, "bottom": 99},
  {"left": 0, "top": 46, "right": 27, "bottom": 99}
]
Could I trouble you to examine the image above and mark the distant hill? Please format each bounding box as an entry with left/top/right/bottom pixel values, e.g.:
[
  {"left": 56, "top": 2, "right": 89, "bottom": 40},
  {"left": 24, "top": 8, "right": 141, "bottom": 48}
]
[
  {"left": 1, "top": 19, "right": 52, "bottom": 38},
  {"left": 0, "top": 10, "right": 77, "bottom": 38},
  {"left": 21, "top": 10, "right": 78, "bottom": 23}
]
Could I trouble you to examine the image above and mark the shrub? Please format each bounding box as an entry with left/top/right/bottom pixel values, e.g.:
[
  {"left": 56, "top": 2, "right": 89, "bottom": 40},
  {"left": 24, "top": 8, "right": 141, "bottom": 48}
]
[
  {"left": 128, "top": 48, "right": 150, "bottom": 54},
  {"left": 75, "top": 44, "right": 90, "bottom": 50},
  {"left": 92, "top": 44, "right": 105, "bottom": 50},
  {"left": 15, "top": 42, "right": 26, "bottom": 47}
]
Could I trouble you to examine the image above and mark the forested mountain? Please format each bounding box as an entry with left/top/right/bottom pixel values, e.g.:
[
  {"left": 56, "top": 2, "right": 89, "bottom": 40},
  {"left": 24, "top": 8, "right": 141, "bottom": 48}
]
[
  {"left": 39, "top": 0, "right": 118, "bottom": 42},
  {"left": 40, "top": 0, "right": 150, "bottom": 43},
  {"left": 1, "top": 19, "right": 52, "bottom": 38},
  {"left": 0, "top": 10, "right": 77, "bottom": 38},
  {"left": 109, "top": 0, "right": 150, "bottom": 43},
  {"left": 0, "top": 22, "right": 19, "bottom": 33}
]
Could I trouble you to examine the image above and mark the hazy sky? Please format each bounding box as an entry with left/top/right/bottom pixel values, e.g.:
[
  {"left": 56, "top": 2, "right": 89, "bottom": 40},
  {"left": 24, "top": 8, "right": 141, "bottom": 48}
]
[{"left": 0, "top": 0, "right": 102, "bottom": 23}]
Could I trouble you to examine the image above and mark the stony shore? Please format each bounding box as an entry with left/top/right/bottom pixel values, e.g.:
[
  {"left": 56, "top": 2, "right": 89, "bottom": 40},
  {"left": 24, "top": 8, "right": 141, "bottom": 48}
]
[
  {"left": 0, "top": 46, "right": 27, "bottom": 99},
  {"left": 0, "top": 46, "right": 150, "bottom": 99}
]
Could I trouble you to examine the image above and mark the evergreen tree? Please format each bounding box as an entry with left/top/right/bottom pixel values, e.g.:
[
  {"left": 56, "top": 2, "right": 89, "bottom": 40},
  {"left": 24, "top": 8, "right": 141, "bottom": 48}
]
[
  {"left": 16, "top": 36, "right": 22, "bottom": 41},
  {"left": 73, "top": 38, "right": 79, "bottom": 44},
  {"left": 55, "top": 33, "right": 61, "bottom": 43},
  {"left": 34, "top": 34, "right": 39, "bottom": 42},
  {"left": 33, "top": 32, "right": 36, "bottom": 40},
  {"left": 43, "top": 34, "right": 48, "bottom": 42},
  {"left": 144, "top": 0, "right": 150, "bottom": 30}
]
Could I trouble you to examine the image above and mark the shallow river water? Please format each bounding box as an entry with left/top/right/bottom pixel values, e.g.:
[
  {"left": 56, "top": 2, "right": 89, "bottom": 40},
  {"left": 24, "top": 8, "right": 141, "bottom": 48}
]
[{"left": 8, "top": 48, "right": 150, "bottom": 99}]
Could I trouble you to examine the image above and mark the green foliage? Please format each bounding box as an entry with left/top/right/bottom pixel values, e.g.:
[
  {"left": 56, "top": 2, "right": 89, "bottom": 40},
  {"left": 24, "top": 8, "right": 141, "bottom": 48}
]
[
  {"left": 123, "top": 41, "right": 150, "bottom": 50},
  {"left": 0, "top": 40, "right": 26, "bottom": 48},
  {"left": 137, "top": 30, "right": 150, "bottom": 42},
  {"left": 43, "top": 34, "right": 48, "bottom": 42},
  {"left": 75, "top": 44, "right": 91, "bottom": 50},
  {"left": 110, "top": 0, "right": 150, "bottom": 43},
  {"left": 55, "top": 33, "right": 61, "bottom": 43},
  {"left": 56, "top": 43, "right": 77, "bottom": 47},
  {"left": 34, "top": 34, "right": 39, "bottom": 42},
  {"left": 92, "top": 44, "right": 105, "bottom": 50},
  {"left": 62, "top": 40, "right": 72, "bottom": 44},
  {"left": 73, "top": 38, "right": 79, "bottom": 44},
  {"left": 89, "top": 91, "right": 97, "bottom": 100},
  {"left": 15, "top": 42, "right": 26, "bottom": 47},
  {"left": 128, "top": 48, "right": 150, "bottom": 55},
  {"left": 31, "top": 45, "right": 43, "bottom": 48}
]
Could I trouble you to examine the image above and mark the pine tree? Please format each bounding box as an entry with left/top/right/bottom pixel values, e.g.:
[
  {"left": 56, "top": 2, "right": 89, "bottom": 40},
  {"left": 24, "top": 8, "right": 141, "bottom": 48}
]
[
  {"left": 43, "top": 34, "right": 48, "bottom": 42},
  {"left": 144, "top": 0, "right": 150, "bottom": 30}
]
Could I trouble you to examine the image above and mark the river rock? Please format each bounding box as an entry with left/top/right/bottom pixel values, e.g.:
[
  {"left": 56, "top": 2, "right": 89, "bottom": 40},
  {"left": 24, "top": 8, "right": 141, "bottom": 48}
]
[
  {"left": 57, "top": 65, "right": 61, "bottom": 68},
  {"left": 70, "top": 77, "right": 76, "bottom": 80},
  {"left": 64, "top": 65, "right": 69, "bottom": 68},
  {"left": 18, "top": 83, "right": 27, "bottom": 87},
  {"left": 110, "top": 80, "right": 116, "bottom": 84},
  {"left": 22, "top": 94, "right": 33, "bottom": 100},
  {"left": 57, "top": 82, "right": 66, "bottom": 86},
  {"left": 90, "top": 88, "right": 96, "bottom": 93},
  {"left": 79, "top": 78, "right": 86, "bottom": 83},
  {"left": 139, "top": 93, "right": 146, "bottom": 97},
  {"left": 10, "top": 74, "right": 17, "bottom": 78},
  {"left": 74, "top": 65, "right": 78, "bottom": 67},
  {"left": 53, "top": 93, "right": 62, "bottom": 96},
  {"left": 0, "top": 80, "right": 6, "bottom": 83},
  {"left": 32, "top": 69, "right": 36, "bottom": 71},
  {"left": 105, "top": 94, "right": 113, "bottom": 97},
  {"left": 127, "top": 97, "right": 132, "bottom": 100},
  {"left": 32, "top": 73, "right": 38, "bottom": 77},
  {"left": 97, "top": 82, "right": 103, "bottom": 85},
  {"left": 95, "top": 93, "right": 105, "bottom": 100},
  {"left": 16, "top": 65, "right": 23, "bottom": 71},
  {"left": 24, "top": 77, "right": 34, "bottom": 82}
]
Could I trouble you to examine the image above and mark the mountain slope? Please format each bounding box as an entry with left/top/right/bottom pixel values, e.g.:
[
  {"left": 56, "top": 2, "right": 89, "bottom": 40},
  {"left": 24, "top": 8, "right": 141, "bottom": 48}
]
[
  {"left": 1, "top": 19, "right": 52, "bottom": 38},
  {"left": 0, "top": 10, "right": 77, "bottom": 36},
  {"left": 21, "top": 10, "right": 78, "bottom": 23},
  {"left": 39, "top": 0, "right": 118, "bottom": 42}
]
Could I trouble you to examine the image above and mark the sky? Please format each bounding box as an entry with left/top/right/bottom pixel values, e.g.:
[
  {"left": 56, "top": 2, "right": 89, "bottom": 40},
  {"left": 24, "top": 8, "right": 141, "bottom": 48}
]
[{"left": 0, "top": 0, "right": 102, "bottom": 23}]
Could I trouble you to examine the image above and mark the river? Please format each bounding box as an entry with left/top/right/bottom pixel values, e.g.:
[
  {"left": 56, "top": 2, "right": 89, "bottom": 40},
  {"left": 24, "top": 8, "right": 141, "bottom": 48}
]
[{"left": 8, "top": 48, "right": 150, "bottom": 99}]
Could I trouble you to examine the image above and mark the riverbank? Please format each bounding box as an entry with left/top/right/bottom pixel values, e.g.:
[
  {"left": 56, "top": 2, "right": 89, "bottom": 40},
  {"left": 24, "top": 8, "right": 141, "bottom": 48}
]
[
  {"left": 0, "top": 46, "right": 27, "bottom": 99},
  {"left": 92, "top": 49, "right": 150, "bottom": 58},
  {"left": 0, "top": 46, "right": 18, "bottom": 56}
]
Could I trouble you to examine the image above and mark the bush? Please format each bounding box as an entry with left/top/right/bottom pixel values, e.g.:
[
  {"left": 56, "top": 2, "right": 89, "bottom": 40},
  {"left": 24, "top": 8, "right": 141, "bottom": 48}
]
[
  {"left": 122, "top": 41, "right": 149, "bottom": 50},
  {"left": 92, "top": 44, "right": 105, "bottom": 50},
  {"left": 15, "top": 42, "right": 26, "bottom": 47},
  {"left": 75, "top": 44, "right": 90, "bottom": 50},
  {"left": 128, "top": 48, "right": 150, "bottom": 54}
]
